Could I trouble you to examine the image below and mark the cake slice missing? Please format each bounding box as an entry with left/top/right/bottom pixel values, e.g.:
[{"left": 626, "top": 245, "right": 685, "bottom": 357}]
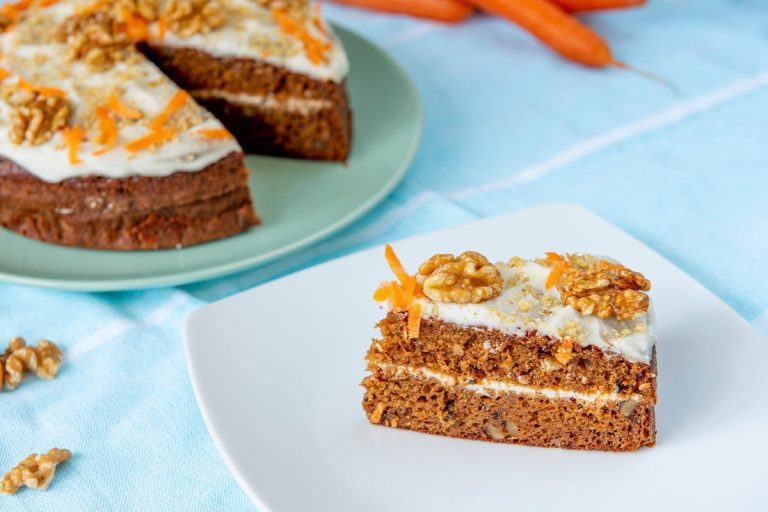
[{"left": 363, "top": 247, "right": 657, "bottom": 451}]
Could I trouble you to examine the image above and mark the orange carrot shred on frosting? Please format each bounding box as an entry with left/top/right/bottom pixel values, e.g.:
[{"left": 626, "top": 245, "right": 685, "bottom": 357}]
[
  {"left": 92, "top": 106, "right": 118, "bottom": 155},
  {"left": 545, "top": 261, "right": 567, "bottom": 288},
  {"left": 149, "top": 90, "right": 188, "bottom": 131},
  {"left": 0, "top": 68, "right": 10, "bottom": 81},
  {"left": 124, "top": 128, "right": 175, "bottom": 153},
  {"left": 107, "top": 94, "right": 143, "bottom": 120},
  {"left": 272, "top": 8, "right": 330, "bottom": 65},
  {"left": 62, "top": 125, "right": 83, "bottom": 165},
  {"left": 119, "top": 8, "right": 149, "bottom": 42},
  {"left": 40, "top": 0, "right": 59, "bottom": 7},
  {"left": 312, "top": 3, "right": 328, "bottom": 36},
  {"left": 192, "top": 128, "right": 233, "bottom": 140},
  {"left": 546, "top": 252, "right": 565, "bottom": 263},
  {"left": 1, "top": 0, "right": 32, "bottom": 20},
  {"left": 384, "top": 244, "right": 411, "bottom": 286},
  {"left": 407, "top": 303, "right": 422, "bottom": 338},
  {"left": 156, "top": 15, "right": 167, "bottom": 41},
  {"left": 18, "top": 77, "right": 66, "bottom": 97}
]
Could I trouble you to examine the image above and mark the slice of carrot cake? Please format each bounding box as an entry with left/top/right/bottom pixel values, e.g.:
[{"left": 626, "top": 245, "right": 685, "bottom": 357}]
[{"left": 363, "top": 246, "right": 657, "bottom": 451}]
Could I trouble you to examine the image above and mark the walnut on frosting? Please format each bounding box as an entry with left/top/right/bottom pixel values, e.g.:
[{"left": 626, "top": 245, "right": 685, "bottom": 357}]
[
  {"left": 1, "top": 84, "right": 71, "bottom": 146},
  {"left": 417, "top": 252, "right": 503, "bottom": 304},
  {"left": 54, "top": 10, "right": 133, "bottom": 71},
  {"left": 1, "top": 448, "right": 72, "bottom": 495},
  {"left": 543, "top": 253, "right": 651, "bottom": 321},
  {"left": 163, "top": 0, "right": 226, "bottom": 37},
  {"left": 255, "top": 0, "right": 309, "bottom": 21}
]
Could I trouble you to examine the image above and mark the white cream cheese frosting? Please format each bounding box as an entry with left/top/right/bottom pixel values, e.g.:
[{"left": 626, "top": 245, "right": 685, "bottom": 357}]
[{"left": 381, "top": 258, "right": 657, "bottom": 364}]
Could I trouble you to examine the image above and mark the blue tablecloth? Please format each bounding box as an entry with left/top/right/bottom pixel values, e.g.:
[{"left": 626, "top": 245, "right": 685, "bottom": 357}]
[{"left": 3, "top": 1, "right": 767, "bottom": 509}]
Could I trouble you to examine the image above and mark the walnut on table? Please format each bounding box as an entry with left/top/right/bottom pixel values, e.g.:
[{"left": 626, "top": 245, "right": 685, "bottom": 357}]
[
  {"left": 1, "top": 85, "right": 71, "bottom": 146},
  {"left": 417, "top": 251, "right": 503, "bottom": 304},
  {"left": 163, "top": 0, "right": 226, "bottom": 37},
  {"left": 0, "top": 449, "right": 72, "bottom": 495},
  {"left": 0, "top": 337, "right": 63, "bottom": 391}
]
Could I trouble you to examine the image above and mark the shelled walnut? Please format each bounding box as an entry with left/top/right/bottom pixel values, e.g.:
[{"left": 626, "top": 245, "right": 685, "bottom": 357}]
[
  {"left": 0, "top": 337, "right": 63, "bottom": 390},
  {"left": 1, "top": 85, "right": 71, "bottom": 145},
  {"left": 0, "top": 449, "right": 72, "bottom": 495},
  {"left": 163, "top": 0, "right": 226, "bottom": 37},
  {"left": 417, "top": 252, "right": 503, "bottom": 304},
  {"left": 54, "top": 10, "right": 133, "bottom": 71}
]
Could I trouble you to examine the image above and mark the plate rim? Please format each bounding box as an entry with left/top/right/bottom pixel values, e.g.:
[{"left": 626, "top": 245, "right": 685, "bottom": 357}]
[
  {"left": 0, "top": 24, "right": 423, "bottom": 292},
  {"left": 184, "top": 202, "right": 768, "bottom": 511}
]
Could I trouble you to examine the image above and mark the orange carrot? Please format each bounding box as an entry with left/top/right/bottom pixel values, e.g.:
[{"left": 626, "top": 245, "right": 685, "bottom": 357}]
[
  {"left": 149, "top": 90, "right": 188, "bottom": 131},
  {"left": 327, "top": 0, "right": 473, "bottom": 23},
  {"left": 192, "top": 128, "right": 233, "bottom": 140},
  {"left": 124, "top": 128, "right": 175, "bottom": 153},
  {"left": 18, "top": 77, "right": 67, "bottom": 97},
  {"left": 120, "top": 7, "right": 149, "bottom": 42},
  {"left": 93, "top": 106, "right": 118, "bottom": 155},
  {"left": 467, "top": 0, "right": 614, "bottom": 67},
  {"left": 407, "top": 303, "right": 422, "bottom": 338},
  {"left": 40, "top": 0, "right": 60, "bottom": 7},
  {"left": 552, "top": 0, "right": 645, "bottom": 13},
  {"left": 156, "top": 15, "right": 167, "bottom": 41},
  {"left": 0, "top": 68, "right": 10, "bottom": 81},
  {"left": 273, "top": 8, "right": 331, "bottom": 64},
  {"left": 107, "top": 94, "right": 143, "bottom": 120},
  {"left": 62, "top": 125, "right": 83, "bottom": 165}
]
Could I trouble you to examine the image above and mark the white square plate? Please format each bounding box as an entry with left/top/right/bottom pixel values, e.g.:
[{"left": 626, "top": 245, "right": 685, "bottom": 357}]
[{"left": 185, "top": 203, "right": 768, "bottom": 512}]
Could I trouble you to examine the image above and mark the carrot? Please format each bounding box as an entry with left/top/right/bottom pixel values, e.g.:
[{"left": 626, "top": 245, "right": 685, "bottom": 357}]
[
  {"left": 552, "top": 0, "right": 645, "bottom": 13},
  {"left": 407, "top": 303, "right": 422, "bottom": 338},
  {"left": 93, "top": 106, "right": 118, "bottom": 155},
  {"left": 327, "top": 0, "right": 473, "bottom": 23},
  {"left": 156, "top": 15, "right": 167, "bottom": 41},
  {"left": 467, "top": 0, "right": 614, "bottom": 67},
  {"left": 61, "top": 125, "right": 83, "bottom": 165},
  {"left": 119, "top": 7, "right": 149, "bottom": 42},
  {"left": 40, "top": 0, "right": 59, "bottom": 7},
  {"left": 124, "top": 128, "right": 175, "bottom": 152},
  {"left": 0, "top": 68, "right": 10, "bottom": 81},
  {"left": 192, "top": 128, "right": 233, "bottom": 140},
  {"left": 107, "top": 94, "right": 143, "bottom": 120},
  {"left": 18, "top": 77, "right": 67, "bottom": 97},
  {"left": 273, "top": 8, "right": 331, "bottom": 64},
  {"left": 149, "top": 90, "right": 188, "bottom": 131}
]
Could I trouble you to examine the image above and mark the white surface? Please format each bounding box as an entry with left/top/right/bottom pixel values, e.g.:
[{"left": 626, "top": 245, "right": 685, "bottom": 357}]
[{"left": 185, "top": 203, "right": 768, "bottom": 512}]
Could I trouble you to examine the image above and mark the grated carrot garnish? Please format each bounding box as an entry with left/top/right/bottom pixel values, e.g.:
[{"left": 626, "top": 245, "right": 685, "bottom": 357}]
[
  {"left": 40, "top": 0, "right": 59, "bottom": 7},
  {"left": 546, "top": 252, "right": 565, "bottom": 263},
  {"left": 18, "top": 77, "right": 66, "bottom": 97},
  {"left": 545, "top": 261, "right": 567, "bottom": 289},
  {"left": 312, "top": 3, "right": 328, "bottom": 36},
  {"left": 0, "top": 68, "right": 10, "bottom": 81},
  {"left": 384, "top": 244, "right": 411, "bottom": 287},
  {"left": 107, "top": 93, "right": 143, "bottom": 120},
  {"left": 124, "top": 128, "right": 175, "bottom": 153},
  {"left": 156, "top": 15, "right": 167, "bottom": 41},
  {"left": 119, "top": 7, "right": 149, "bottom": 42},
  {"left": 373, "top": 281, "right": 392, "bottom": 302},
  {"left": 192, "top": 128, "right": 233, "bottom": 140},
  {"left": 272, "top": 8, "right": 331, "bottom": 65},
  {"left": 1, "top": 0, "right": 32, "bottom": 20},
  {"left": 407, "top": 303, "right": 422, "bottom": 339},
  {"left": 92, "top": 106, "right": 118, "bottom": 155},
  {"left": 61, "top": 125, "right": 83, "bottom": 165},
  {"left": 149, "top": 90, "right": 188, "bottom": 131}
]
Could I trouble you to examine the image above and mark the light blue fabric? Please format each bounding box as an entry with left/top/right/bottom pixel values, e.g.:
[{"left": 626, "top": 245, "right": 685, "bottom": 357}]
[{"left": 2, "top": 1, "right": 767, "bottom": 509}]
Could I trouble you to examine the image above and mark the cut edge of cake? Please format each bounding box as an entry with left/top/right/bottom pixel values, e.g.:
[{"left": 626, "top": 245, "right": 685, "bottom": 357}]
[{"left": 362, "top": 245, "right": 658, "bottom": 452}]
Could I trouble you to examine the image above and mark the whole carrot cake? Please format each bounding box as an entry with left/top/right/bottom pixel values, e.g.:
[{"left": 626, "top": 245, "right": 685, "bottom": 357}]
[
  {"left": 363, "top": 246, "right": 657, "bottom": 451},
  {"left": 0, "top": 0, "right": 349, "bottom": 250}
]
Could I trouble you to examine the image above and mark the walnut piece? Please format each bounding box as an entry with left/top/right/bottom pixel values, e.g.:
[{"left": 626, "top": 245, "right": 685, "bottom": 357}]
[
  {"left": 54, "top": 10, "right": 133, "bottom": 71},
  {"left": 417, "top": 252, "right": 503, "bottom": 304},
  {"left": 0, "top": 338, "right": 63, "bottom": 390},
  {"left": 554, "top": 254, "right": 651, "bottom": 321},
  {"left": 111, "top": 0, "right": 159, "bottom": 21},
  {"left": 0, "top": 448, "right": 72, "bottom": 495},
  {"left": 163, "top": 0, "right": 226, "bottom": 38},
  {"left": 2, "top": 85, "right": 71, "bottom": 146},
  {"left": 256, "top": 0, "right": 309, "bottom": 21}
]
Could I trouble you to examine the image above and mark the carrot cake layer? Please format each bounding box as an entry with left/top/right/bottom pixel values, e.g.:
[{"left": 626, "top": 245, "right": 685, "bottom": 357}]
[{"left": 363, "top": 248, "right": 658, "bottom": 452}]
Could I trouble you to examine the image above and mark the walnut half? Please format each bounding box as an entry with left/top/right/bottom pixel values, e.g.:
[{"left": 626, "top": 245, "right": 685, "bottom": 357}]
[
  {"left": 2, "top": 85, "right": 71, "bottom": 146},
  {"left": 553, "top": 254, "right": 651, "bottom": 321},
  {"left": 0, "top": 448, "right": 72, "bottom": 495},
  {"left": 417, "top": 251, "right": 503, "bottom": 304},
  {"left": 53, "top": 10, "right": 133, "bottom": 71}
]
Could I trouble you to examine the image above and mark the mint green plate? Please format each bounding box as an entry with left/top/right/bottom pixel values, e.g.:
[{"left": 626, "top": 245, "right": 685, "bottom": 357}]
[{"left": 0, "top": 26, "right": 422, "bottom": 292}]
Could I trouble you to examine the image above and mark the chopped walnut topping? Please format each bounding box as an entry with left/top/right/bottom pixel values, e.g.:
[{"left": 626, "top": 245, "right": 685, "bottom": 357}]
[
  {"left": 54, "top": 10, "right": 133, "bottom": 71},
  {"left": 1, "top": 84, "right": 71, "bottom": 145},
  {"left": 543, "top": 253, "right": 651, "bottom": 321},
  {"left": 417, "top": 252, "right": 503, "bottom": 304},
  {"left": 163, "top": 0, "right": 226, "bottom": 37},
  {"left": 0, "top": 338, "right": 63, "bottom": 390},
  {"left": 1, "top": 449, "right": 72, "bottom": 495}
]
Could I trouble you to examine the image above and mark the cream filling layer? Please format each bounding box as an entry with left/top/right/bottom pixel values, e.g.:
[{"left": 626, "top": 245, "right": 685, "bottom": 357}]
[
  {"left": 189, "top": 89, "right": 332, "bottom": 114},
  {"left": 374, "top": 362, "right": 641, "bottom": 404}
]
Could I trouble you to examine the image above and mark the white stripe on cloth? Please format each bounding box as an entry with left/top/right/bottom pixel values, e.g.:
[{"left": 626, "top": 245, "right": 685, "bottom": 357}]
[
  {"left": 66, "top": 291, "right": 190, "bottom": 361},
  {"left": 446, "top": 70, "right": 768, "bottom": 200},
  {"left": 753, "top": 308, "right": 768, "bottom": 338}
]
